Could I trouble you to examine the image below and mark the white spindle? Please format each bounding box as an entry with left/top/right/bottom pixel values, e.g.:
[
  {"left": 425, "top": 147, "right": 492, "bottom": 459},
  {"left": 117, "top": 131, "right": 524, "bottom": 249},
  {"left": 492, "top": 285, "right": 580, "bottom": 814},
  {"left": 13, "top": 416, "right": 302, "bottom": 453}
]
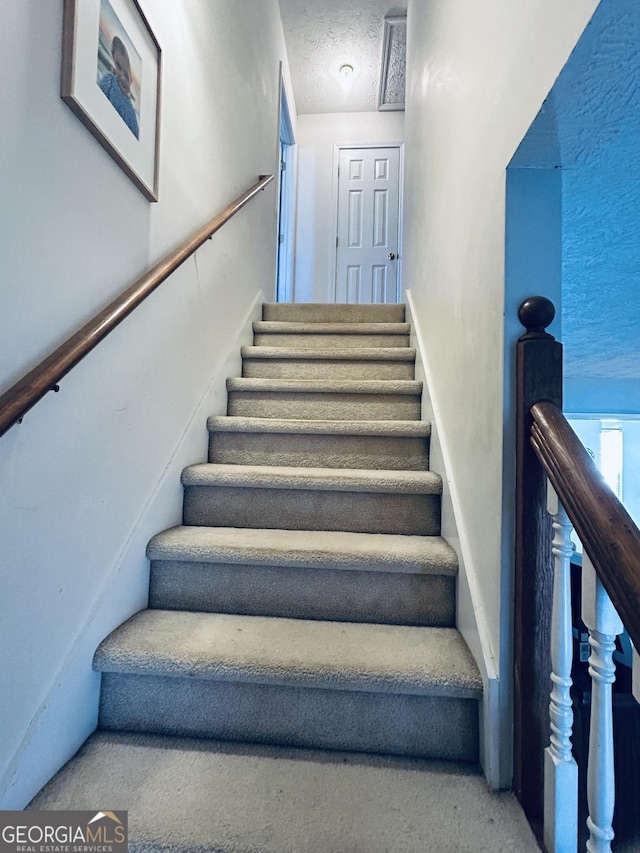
[
  {"left": 633, "top": 645, "right": 640, "bottom": 704},
  {"left": 581, "top": 552, "right": 623, "bottom": 853},
  {"left": 544, "top": 484, "right": 578, "bottom": 853}
]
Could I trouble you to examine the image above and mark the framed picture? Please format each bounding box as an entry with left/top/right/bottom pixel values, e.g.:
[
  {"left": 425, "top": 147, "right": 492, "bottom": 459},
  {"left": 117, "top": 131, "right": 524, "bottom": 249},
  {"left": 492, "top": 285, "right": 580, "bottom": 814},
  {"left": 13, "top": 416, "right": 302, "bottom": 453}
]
[{"left": 61, "top": 0, "right": 162, "bottom": 201}]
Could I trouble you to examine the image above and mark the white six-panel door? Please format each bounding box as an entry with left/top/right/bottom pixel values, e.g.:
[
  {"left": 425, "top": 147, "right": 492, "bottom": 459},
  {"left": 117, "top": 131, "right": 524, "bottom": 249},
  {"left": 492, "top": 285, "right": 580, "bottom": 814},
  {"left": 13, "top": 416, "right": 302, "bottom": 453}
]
[{"left": 335, "top": 146, "right": 401, "bottom": 304}]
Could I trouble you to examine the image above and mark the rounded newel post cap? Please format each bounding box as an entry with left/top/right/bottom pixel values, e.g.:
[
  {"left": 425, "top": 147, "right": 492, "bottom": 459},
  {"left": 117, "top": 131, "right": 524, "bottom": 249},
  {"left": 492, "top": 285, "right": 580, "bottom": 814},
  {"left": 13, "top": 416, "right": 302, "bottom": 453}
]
[{"left": 518, "top": 296, "right": 556, "bottom": 340}]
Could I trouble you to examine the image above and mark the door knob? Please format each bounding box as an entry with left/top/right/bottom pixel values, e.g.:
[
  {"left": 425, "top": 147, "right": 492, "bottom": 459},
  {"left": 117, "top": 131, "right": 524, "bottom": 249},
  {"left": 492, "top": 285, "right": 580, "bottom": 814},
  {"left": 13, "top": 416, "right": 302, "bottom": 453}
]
[{"left": 388, "top": 252, "right": 396, "bottom": 260}]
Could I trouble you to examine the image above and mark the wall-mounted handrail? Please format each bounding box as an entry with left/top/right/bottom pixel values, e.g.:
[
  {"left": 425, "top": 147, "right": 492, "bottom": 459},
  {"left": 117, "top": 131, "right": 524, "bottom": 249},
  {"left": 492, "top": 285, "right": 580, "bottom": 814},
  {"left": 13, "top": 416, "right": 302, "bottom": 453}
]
[
  {"left": 530, "top": 399, "right": 640, "bottom": 652},
  {"left": 0, "top": 174, "right": 274, "bottom": 439}
]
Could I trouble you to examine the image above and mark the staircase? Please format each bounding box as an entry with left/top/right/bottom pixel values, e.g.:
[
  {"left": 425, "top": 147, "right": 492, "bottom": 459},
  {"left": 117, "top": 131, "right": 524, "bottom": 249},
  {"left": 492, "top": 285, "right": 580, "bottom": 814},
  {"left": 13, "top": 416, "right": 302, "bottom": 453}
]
[{"left": 30, "top": 304, "right": 540, "bottom": 852}]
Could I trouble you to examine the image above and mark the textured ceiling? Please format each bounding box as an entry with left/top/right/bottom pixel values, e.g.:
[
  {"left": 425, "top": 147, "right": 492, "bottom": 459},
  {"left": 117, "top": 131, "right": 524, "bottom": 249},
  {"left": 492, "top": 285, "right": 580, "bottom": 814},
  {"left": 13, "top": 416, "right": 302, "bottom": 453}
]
[
  {"left": 278, "top": 0, "right": 407, "bottom": 114},
  {"left": 510, "top": 1, "right": 639, "bottom": 171},
  {"left": 512, "top": 0, "right": 640, "bottom": 394}
]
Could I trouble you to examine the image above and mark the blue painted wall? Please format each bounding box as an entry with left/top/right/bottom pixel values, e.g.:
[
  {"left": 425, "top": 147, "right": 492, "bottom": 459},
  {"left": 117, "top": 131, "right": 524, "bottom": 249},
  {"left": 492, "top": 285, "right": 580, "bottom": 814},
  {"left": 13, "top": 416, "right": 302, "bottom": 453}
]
[
  {"left": 510, "top": 0, "right": 640, "bottom": 415},
  {"left": 505, "top": 168, "right": 562, "bottom": 343},
  {"left": 559, "top": 0, "right": 640, "bottom": 413}
]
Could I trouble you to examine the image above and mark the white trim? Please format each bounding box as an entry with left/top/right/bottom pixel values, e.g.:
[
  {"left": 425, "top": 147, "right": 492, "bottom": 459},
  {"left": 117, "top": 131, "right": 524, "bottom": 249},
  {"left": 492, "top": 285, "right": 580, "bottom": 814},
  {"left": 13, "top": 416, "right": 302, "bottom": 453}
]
[
  {"left": 278, "top": 67, "right": 295, "bottom": 146},
  {"left": 331, "top": 142, "right": 405, "bottom": 303},
  {"left": 565, "top": 411, "right": 640, "bottom": 422},
  {"left": 276, "top": 62, "right": 296, "bottom": 303}
]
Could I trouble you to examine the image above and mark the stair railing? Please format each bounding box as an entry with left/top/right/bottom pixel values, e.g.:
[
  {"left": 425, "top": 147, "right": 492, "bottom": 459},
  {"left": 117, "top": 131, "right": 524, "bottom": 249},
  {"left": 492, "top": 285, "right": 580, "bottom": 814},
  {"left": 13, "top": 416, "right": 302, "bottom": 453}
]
[
  {"left": 515, "top": 296, "right": 640, "bottom": 853},
  {"left": 0, "top": 174, "right": 274, "bottom": 440}
]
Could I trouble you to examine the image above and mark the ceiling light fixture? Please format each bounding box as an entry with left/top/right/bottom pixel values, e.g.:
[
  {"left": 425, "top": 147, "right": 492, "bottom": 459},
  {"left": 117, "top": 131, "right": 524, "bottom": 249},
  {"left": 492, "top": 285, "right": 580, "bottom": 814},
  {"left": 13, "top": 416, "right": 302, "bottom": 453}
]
[{"left": 338, "top": 63, "right": 354, "bottom": 92}]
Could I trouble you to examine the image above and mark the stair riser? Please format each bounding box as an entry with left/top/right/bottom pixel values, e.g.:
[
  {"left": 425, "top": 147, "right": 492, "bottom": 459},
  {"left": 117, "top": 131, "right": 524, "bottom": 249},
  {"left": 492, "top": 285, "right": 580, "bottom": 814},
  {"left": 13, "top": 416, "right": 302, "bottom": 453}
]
[
  {"left": 183, "top": 486, "right": 441, "bottom": 536},
  {"left": 253, "top": 333, "right": 410, "bottom": 349},
  {"left": 262, "top": 304, "right": 406, "bottom": 323},
  {"left": 227, "top": 392, "right": 421, "bottom": 421},
  {"left": 242, "top": 358, "right": 415, "bottom": 380},
  {"left": 149, "top": 561, "right": 455, "bottom": 627},
  {"left": 99, "top": 674, "right": 479, "bottom": 762},
  {"left": 208, "top": 432, "right": 430, "bottom": 470}
]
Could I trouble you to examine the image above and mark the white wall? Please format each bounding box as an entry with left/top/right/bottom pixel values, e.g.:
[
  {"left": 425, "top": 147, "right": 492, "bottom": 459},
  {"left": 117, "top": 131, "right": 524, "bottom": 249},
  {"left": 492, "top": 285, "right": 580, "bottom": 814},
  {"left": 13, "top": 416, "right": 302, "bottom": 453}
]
[
  {"left": 294, "top": 111, "right": 404, "bottom": 302},
  {"left": 403, "top": 0, "right": 598, "bottom": 786},
  {"left": 0, "top": 0, "right": 293, "bottom": 808}
]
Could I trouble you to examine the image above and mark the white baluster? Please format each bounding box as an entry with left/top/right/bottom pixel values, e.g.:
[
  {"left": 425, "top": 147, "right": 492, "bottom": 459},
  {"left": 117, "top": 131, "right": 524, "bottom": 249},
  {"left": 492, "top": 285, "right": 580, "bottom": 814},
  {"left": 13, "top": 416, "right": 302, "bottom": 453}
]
[
  {"left": 544, "top": 484, "right": 578, "bottom": 853},
  {"left": 581, "top": 552, "right": 623, "bottom": 853},
  {"left": 633, "top": 644, "right": 640, "bottom": 705}
]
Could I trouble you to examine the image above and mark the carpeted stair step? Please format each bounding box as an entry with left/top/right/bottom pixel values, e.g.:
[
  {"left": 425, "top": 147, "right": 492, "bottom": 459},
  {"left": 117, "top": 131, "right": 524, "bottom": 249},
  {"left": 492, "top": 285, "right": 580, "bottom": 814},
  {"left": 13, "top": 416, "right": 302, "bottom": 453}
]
[
  {"left": 28, "top": 301, "right": 500, "bottom": 835},
  {"left": 241, "top": 346, "right": 416, "bottom": 380},
  {"left": 94, "top": 610, "right": 482, "bottom": 761},
  {"left": 253, "top": 321, "right": 411, "bottom": 349},
  {"left": 262, "top": 302, "right": 406, "bottom": 323},
  {"left": 181, "top": 463, "right": 442, "bottom": 535},
  {"left": 29, "top": 732, "right": 541, "bottom": 853},
  {"left": 147, "top": 526, "right": 457, "bottom": 626},
  {"left": 226, "top": 377, "right": 422, "bottom": 420},
  {"left": 207, "top": 416, "right": 430, "bottom": 470}
]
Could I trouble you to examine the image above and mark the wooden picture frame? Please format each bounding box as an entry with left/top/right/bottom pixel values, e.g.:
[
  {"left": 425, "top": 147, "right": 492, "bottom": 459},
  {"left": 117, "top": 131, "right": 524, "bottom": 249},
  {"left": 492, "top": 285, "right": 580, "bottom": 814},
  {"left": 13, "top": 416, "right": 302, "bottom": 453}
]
[{"left": 61, "top": 0, "right": 162, "bottom": 201}]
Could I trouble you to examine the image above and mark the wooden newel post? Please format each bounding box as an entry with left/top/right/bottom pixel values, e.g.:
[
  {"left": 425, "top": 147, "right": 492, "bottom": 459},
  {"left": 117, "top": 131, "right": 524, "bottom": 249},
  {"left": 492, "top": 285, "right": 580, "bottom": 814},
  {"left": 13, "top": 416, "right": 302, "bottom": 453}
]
[{"left": 514, "top": 297, "right": 563, "bottom": 826}]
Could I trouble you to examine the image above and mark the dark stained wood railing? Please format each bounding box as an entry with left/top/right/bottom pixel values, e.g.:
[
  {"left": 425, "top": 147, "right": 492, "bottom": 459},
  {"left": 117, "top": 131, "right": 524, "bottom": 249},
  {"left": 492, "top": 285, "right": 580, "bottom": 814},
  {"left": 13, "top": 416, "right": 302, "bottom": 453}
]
[
  {"left": 514, "top": 295, "right": 640, "bottom": 834},
  {"left": 0, "top": 175, "right": 274, "bottom": 439},
  {"left": 530, "top": 400, "right": 640, "bottom": 652},
  {"left": 514, "top": 296, "right": 562, "bottom": 826}
]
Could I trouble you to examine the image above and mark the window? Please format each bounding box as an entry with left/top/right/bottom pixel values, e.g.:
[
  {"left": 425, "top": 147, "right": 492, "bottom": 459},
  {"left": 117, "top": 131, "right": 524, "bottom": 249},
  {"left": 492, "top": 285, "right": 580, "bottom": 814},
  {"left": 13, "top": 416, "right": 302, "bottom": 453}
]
[{"left": 599, "top": 423, "right": 623, "bottom": 500}]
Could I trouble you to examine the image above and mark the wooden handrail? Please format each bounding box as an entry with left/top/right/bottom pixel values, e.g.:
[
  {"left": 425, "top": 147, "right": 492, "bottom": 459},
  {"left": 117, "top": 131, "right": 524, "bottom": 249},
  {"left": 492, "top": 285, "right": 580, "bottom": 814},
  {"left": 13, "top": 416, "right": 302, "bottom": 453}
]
[
  {"left": 530, "top": 400, "right": 640, "bottom": 651},
  {"left": 514, "top": 296, "right": 562, "bottom": 823},
  {"left": 0, "top": 175, "right": 274, "bottom": 439}
]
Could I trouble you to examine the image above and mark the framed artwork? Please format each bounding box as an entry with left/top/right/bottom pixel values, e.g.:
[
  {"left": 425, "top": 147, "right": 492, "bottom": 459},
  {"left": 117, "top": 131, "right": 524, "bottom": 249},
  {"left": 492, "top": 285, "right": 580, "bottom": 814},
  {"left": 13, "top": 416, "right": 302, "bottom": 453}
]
[{"left": 61, "top": 0, "right": 162, "bottom": 201}]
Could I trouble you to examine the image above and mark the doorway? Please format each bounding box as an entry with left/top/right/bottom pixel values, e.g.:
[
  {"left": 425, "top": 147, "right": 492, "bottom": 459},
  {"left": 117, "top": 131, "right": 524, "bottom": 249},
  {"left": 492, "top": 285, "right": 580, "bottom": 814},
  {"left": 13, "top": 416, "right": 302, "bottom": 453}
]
[
  {"left": 334, "top": 145, "right": 403, "bottom": 304},
  {"left": 276, "top": 71, "right": 295, "bottom": 303}
]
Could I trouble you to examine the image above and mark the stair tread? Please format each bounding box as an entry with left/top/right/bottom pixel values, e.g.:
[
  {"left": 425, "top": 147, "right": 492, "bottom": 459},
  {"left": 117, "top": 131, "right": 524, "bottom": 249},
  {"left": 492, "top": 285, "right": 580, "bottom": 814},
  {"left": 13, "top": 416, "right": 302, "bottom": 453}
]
[
  {"left": 263, "top": 302, "right": 406, "bottom": 322},
  {"left": 181, "top": 463, "right": 442, "bottom": 493},
  {"left": 30, "top": 731, "right": 540, "bottom": 853},
  {"left": 207, "top": 416, "right": 431, "bottom": 437},
  {"left": 227, "top": 377, "right": 422, "bottom": 394},
  {"left": 241, "top": 346, "right": 416, "bottom": 361},
  {"left": 147, "top": 526, "right": 457, "bottom": 576},
  {"left": 254, "top": 321, "right": 411, "bottom": 334},
  {"left": 94, "top": 610, "right": 482, "bottom": 698}
]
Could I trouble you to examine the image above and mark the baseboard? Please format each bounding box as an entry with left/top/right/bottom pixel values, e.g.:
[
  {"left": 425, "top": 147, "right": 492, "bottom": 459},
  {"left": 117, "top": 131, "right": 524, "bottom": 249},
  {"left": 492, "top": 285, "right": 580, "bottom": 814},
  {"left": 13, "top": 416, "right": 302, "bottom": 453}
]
[{"left": 406, "top": 290, "right": 511, "bottom": 789}]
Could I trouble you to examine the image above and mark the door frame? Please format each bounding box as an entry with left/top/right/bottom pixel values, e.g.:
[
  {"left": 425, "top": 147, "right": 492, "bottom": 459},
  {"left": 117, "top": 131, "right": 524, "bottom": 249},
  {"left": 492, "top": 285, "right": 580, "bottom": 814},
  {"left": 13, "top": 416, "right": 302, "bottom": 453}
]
[
  {"left": 276, "top": 64, "right": 296, "bottom": 303},
  {"left": 331, "top": 141, "right": 405, "bottom": 303}
]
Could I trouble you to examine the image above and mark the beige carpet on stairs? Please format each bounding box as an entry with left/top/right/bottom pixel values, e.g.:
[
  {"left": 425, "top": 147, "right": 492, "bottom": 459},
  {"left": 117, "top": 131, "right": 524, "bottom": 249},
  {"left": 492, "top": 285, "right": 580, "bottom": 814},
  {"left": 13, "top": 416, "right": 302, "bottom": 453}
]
[{"left": 29, "top": 302, "right": 540, "bottom": 852}]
